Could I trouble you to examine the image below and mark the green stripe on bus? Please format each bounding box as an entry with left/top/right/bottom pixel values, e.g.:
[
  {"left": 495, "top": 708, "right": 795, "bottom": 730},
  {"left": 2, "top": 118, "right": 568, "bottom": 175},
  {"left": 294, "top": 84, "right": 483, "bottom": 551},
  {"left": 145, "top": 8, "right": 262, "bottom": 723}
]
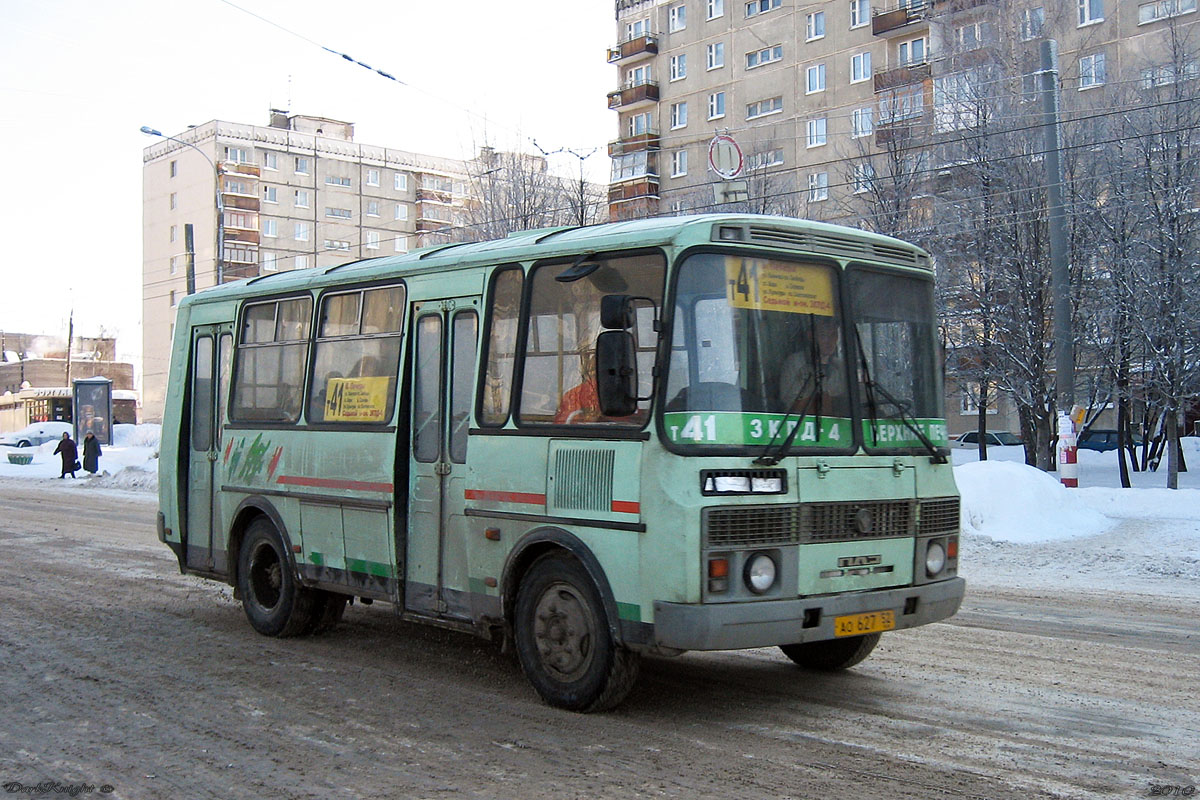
[
  {"left": 617, "top": 602, "right": 641, "bottom": 622},
  {"left": 346, "top": 558, "right": 393, "bottom": 578},
  {"left": 308, "top": 551, "right": 325, "bottom": 566}
]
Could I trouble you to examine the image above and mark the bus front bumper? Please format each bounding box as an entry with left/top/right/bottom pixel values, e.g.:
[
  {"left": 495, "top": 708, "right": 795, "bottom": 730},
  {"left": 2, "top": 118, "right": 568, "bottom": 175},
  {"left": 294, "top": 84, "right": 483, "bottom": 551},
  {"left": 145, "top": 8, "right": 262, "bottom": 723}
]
[{"left": 652, "top": 577, "right": 965, "bottom": 651}]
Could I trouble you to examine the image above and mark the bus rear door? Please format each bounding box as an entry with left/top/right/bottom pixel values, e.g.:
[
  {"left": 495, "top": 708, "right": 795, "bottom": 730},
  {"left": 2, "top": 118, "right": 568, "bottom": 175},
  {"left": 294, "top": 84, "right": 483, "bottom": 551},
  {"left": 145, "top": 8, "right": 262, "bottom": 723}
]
[
  {"left": 185, "top": 326, "right": 232, "bottom": 572},
  {"left": 406, "top": 298, "right": 480, "bottom": 619}
]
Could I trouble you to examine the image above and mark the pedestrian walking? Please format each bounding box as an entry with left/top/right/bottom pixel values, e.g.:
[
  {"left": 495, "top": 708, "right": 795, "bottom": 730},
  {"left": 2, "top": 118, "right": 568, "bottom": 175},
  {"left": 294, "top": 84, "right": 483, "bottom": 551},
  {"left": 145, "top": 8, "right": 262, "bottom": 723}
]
[
  {"left": 53, "top": 431, "right": 79, "bottom": 479},
  {"left": 82, "top": 431, "right": 102, "bottom": 474}
]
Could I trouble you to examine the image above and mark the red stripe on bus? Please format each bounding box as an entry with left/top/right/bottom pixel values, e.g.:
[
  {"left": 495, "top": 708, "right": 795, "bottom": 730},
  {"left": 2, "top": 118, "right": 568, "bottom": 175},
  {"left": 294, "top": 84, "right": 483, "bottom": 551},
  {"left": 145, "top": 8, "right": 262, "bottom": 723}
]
[
  {"left": 611, "top": 500, "right": 640, "bottom": 514},
  {"left": 276, "top": 475, "right": 394, "bottom": 493},
  {"left": 465, "top": 489, "right": 546, "bottom": 506}
]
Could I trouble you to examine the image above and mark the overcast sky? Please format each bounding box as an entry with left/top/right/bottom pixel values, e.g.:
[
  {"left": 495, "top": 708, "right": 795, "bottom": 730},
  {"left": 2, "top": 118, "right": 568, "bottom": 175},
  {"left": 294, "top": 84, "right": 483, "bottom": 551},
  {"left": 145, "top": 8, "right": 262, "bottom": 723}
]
[{"left": 0, "top": 0, "right": 615, "bottom": 365}]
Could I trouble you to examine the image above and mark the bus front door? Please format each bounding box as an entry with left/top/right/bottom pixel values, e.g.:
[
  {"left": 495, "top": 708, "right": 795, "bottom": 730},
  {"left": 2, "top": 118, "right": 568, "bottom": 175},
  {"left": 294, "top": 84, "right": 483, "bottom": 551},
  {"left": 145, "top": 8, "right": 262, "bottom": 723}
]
[
  {"left": 406, "top": 298, "right": 480, "bottom": 619},
  {"left": 185, "top": 326, "right": 233, "bottom": 573}
]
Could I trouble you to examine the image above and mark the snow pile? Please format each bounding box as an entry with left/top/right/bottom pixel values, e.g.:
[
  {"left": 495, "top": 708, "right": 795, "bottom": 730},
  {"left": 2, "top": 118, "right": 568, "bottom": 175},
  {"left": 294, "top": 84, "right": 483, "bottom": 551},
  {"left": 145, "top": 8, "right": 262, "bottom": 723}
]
[{"left": 0, "top": 424, "right": 160, "bottom": 489}]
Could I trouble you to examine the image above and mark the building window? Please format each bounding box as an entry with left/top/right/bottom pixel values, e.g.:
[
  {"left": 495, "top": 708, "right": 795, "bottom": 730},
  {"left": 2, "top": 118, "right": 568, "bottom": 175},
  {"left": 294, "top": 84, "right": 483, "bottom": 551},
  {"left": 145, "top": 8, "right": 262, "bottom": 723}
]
[
  {"left": 851, "top": 51, "right": 872, "bottom": 83},
  {"left": 672, "top": 149, "right": 688, "bottom": 177},
  {"left": 169, "top": 255, "right": 179, "bottom": 275},
  {"left": 224, "top": 178, "right": 251, "bottom": 195},
  {"left": 670, "top": 54, "right": 687, "bottom": 81},
  {"left": 747, "top": 148, "right": 784, "bottom": 170},
  {"left": 879, "top": 86, "right": 925, "bottom": 122},
  {"left": 295, "top": 157, "right": 310, "bottom": 175},
  {"left": 395, "top": 235, "right": 409, "bottom": 253},
  {"left": 1020, "top": 6, "right": 1045, "bottom": 39},
  {"left": 611, "top": 151, "right": 651, "bottom": 181},
  {"left": 671, "top": 101, "right": 689, "bottom": 129},
  {"left": 628, "top": 111, "right": 653, "bottom": 137},
  {"left": 262, "top": 219, "right": 278, "bottom": 238},
  {"left": 626, "top": 64, "right": 652, "bottom": 87},
  {"left": 224, "top": 147, "right": 252, "bottom": 164},
  {"left": 1079, "top": 0, "right": 1103, "bottom": 24},
  {"left": 169, "top": 192, "right": 177, "bottom": 210},
  {"left": 808, "top": 172, "right": 829, "bottom": 202},
  {"left": 394, "top": 172, "right": 408, "bottom": 191},
  {"left": 1079, "top": 52, "right": 1106, "bottom": 88},
  {"left": 898, "top": 37, "right": 926, "bottom": 66},
  {"left": 395, "top": 203, "right": 410, "bottom": 221},
  {"left": 169, "top": 160, "right": 177, "bottom": 178},
  {"left": 852, "top": 163, "right": 876, "bottom": 194},
  {"left": 263, "top": 152, "right": 278, "bottom": 170},
  {"left": 708, "top": 0, "right": 724, "bottom": 18},
  {"left": 708, "top": 91, "right": 726, "bottom": 119},
  {"left": 745, "top": 0, "right": 781, "bottom": 17},
  {"left": 1141, "top": 60, "right": 1200, "bottom": 87},
  {"left": 169, "top": 225, "right": 177, "bottom": 243},
  {"left": 366, "top": 168, "right": 380, "bottom": 186},
  {"left": 224, "top": 211, "right": 256, "bottom": 230},
  {"left": 669, "top": 4, "right": 686, "bottom": 31},
  {"left": 365, "top": 231, "right": 380, "bottom": 250},
  {"left": 807, "top": 117, "right": 828, "bottom": 147},
  {"left": 806, "top": 11, "right": 825, "bottom": 40},
  {"left": 1139, "top": 0, "right": 1196, "bottom": 22},
  {"left": 626, "top": 17, "right": 652, "bottom": 39},
  {"left": 746, "top": 44, "right": 783, "bottom": 69},
  {"left": 324, "top": 239, "right": 351, "bottom": 251},
  {"left": 956, "top": 21, "right": 989, "bottom": 49},
  {"left": 295, "top": 189, "right": 310, "bottom": 208},
  {"left": 170, "top": 290, "right": 176, "bottom": 307},
  {"left": 325, "top": 175, "right": 352, "bottom": 188},
  {"left": 747, "top": 96, "right": 784, "bottom": 120},
  {"left": 852, "top": 107, "right": 874, "bottom": 138},
  {"left": 295, "top": 254, "right": 310, "bottom": 270},
  {"left": 366, "top": 200, "right": 380, "bottom": 217},
  {"left": 263, "top": 186, "right": 278, "bottom": 203},
  {"left": 850, "top": 0, "right": 869, "bottom": 28},
  {"left": 326, "top": 207, "right": 353, "bottom": 219},
  {"left": 295, "top": 222, "right": 310, "bottom": 242},
  {"left": 226, "top": 245, "right": 256, "bottom": 264},
  {"left": 806, "top": 63, "right": 826, "bottom": 93},
  {"left": 262, "top": 251, "right": 278, "bottom": 271},
  {"left": 707, "top": 42, "right": 725, "bottom": 70}
]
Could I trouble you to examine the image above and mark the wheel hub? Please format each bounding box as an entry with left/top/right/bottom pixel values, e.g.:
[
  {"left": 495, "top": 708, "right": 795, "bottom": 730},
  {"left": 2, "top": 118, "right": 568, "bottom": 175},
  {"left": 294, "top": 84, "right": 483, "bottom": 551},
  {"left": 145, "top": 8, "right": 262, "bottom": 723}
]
[{"left": 533, "top": 584, "right": 596, "bottom": 681}]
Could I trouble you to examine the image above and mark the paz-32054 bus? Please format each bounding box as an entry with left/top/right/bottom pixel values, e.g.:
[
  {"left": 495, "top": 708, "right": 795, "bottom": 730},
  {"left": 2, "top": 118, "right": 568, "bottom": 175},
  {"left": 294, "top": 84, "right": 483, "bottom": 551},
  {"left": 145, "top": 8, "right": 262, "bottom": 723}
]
[{"left": 158, "top": 214, "right": 964, "bottom": 711}]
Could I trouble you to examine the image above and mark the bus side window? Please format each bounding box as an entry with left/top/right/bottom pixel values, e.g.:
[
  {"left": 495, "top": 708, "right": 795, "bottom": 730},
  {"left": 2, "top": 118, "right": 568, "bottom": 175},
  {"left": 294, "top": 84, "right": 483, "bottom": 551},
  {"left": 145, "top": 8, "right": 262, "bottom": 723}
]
[
  {"left": 230, "top": 296, "right": 312, "bottom": 423},
  {"left": 479, "top": 267, "right": 523, "bottom": 427},
  {"left": 449, "top": 311, "right": 478, "bottom": 463}
]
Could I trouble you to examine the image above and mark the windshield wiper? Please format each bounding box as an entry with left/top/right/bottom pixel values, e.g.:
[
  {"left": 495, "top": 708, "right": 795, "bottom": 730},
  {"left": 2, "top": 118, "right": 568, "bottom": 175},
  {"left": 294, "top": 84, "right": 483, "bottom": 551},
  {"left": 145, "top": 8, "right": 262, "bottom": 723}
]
[
  {"left": 755, "top": 319, "right": 826, "bottom": 466},
  {"left": 853, "top": 326, "right": 947, "bottom": 464}
]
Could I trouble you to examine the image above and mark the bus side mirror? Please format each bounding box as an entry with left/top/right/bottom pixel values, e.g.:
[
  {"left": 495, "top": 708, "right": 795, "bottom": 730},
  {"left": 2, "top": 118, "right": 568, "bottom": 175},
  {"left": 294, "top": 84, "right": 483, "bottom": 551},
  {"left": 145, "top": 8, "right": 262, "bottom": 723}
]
[
  {"left": 600, "top": 294, "right": 634, "bottom": 330},
  {"left": 596, "top": 330, "right": 638, "bottom": 417}
]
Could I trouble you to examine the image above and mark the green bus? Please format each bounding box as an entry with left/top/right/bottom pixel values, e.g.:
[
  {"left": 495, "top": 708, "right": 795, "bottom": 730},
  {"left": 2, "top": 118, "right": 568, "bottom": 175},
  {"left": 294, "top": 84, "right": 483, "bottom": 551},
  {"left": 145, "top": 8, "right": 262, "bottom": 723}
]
[{"left": 158, "top": 214, "right": 963, "bottom": 711}]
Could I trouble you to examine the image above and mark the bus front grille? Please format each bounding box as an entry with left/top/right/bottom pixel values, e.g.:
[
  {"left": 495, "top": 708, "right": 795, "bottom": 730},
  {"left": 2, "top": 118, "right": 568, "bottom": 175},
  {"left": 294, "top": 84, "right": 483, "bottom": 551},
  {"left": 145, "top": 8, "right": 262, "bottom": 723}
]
[
  {"left": 918, "top": 497, "right": 961, "bottom": 535},
  {"left": 704, "top": 499, "right": 931, "bottom": 548}
]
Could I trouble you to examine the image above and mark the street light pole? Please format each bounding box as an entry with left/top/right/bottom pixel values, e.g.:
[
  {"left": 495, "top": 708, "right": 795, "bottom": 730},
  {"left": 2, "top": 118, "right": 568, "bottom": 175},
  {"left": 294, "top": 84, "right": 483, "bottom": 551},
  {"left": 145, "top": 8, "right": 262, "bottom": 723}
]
[{"left": 140, "top": 126, "right": 225, "bottom": 285}]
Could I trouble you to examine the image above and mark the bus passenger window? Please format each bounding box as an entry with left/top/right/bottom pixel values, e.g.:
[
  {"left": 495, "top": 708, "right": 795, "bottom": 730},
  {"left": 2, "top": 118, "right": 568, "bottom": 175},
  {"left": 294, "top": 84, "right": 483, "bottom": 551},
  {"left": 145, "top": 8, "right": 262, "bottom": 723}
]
[
  {"left": 231, "top": 296, "right": 312, "bottom": 423},
  {"left": 479, "top": 267, "right": 523, "bottom": 426},
  {"left": 308, "top": 285, "right": 406, "bottom": 425}
]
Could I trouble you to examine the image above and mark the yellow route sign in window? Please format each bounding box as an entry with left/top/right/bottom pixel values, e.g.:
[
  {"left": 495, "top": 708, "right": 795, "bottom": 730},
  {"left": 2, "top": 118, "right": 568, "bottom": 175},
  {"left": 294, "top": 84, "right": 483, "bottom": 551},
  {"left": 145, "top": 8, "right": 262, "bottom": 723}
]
[
  {"left": 325, "top": 376, "right": 391, "bottom": 422},
  {"left": 725, "top": 258, "right": 835, "bottom": 316}
]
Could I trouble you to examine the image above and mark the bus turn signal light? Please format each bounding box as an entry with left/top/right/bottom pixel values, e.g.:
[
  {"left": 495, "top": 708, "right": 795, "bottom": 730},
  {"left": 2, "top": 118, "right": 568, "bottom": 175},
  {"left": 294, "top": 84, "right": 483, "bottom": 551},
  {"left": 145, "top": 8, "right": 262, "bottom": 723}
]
[{"left": 708, "top": 557, "right": 730, "bottom": 593}]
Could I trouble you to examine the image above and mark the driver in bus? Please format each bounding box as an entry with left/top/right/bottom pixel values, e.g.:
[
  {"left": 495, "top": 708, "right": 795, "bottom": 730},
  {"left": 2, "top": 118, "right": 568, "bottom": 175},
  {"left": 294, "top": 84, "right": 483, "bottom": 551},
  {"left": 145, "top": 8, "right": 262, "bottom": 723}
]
[{"left": 777, "top": 313, "right": 849, "bottom": 415}]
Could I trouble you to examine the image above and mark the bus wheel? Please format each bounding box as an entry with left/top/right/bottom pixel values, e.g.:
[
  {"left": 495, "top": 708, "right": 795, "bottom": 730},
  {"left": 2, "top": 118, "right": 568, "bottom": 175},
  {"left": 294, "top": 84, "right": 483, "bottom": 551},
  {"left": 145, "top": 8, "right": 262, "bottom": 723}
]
[
  {"left": 237, "top": 518, "right": 315, "bottom": 637},
  {"left": 780, "top": 633, "right": 881, "bottom": 671},
  {"left": 514, "top": 553, "right": 640, "bottom": 712}
]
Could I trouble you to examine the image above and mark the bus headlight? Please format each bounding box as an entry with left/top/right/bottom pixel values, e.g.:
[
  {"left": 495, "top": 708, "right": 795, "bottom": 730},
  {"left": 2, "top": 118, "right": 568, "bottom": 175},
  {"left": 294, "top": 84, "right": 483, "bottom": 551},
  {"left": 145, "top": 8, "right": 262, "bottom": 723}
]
[
  {"left": 744, "top": 552, "right": 778, "bottom": 594},
  {"left": 925, "top": 541, "right": 947, "bottom": 577}
]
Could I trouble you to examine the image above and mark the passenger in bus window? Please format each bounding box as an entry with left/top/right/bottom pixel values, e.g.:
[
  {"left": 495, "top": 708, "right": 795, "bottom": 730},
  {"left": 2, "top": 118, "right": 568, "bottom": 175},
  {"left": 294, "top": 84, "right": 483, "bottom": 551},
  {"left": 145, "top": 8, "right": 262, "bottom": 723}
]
[
  {"left": 777, "top": 313, "right": 849, "bottom": 416},
  {"left": 554, "top": 349, "right": 602, "bottom": 424}
]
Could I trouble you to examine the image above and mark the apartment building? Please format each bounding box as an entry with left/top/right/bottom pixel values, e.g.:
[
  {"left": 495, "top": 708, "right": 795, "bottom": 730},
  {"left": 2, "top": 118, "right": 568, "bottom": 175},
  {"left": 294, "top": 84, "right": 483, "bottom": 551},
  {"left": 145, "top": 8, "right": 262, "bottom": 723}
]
[
  {"left": 607, "top": 0, "right": 1199, "bottom": 223},
  {"left": 141, "top": 111, "right": 475, "bottom": 420}
]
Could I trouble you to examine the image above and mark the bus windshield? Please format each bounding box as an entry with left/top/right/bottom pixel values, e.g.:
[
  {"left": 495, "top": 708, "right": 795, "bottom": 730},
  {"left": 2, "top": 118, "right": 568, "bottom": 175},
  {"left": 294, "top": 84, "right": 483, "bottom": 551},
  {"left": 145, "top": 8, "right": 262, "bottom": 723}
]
[{"left": 662, "top": 253, "right": 946, "bottom": 453}]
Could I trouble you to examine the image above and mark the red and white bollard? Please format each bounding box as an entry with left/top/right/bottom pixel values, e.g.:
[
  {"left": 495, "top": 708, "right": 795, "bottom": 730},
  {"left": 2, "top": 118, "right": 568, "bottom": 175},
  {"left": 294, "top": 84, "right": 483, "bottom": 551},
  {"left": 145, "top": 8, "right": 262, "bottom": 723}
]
[{"left": 1058, "top": 411, "right": 1078, "bottom": 488}]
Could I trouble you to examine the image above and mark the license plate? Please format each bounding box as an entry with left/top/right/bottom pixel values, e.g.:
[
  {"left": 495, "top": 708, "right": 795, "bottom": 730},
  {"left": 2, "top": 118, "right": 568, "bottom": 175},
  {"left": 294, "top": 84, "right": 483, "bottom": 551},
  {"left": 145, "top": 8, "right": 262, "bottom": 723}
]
[{"left": 834, "top": 609, "right": 895, "bottom": 637}]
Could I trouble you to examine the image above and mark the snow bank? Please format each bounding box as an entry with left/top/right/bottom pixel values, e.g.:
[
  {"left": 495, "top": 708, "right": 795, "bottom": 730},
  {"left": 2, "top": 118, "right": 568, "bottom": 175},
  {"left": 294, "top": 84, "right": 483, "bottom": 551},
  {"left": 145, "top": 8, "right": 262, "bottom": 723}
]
[{"left": 0, "top": 424, "right": 160, "bottom": 489}]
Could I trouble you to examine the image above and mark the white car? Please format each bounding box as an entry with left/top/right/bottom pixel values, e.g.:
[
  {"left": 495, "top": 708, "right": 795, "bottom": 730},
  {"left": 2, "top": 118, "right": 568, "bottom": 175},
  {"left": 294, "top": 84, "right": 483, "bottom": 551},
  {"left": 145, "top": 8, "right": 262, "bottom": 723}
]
[
  {"left": 952, "top": 430, "right": 1023, "bottom": 448},
  {"left": 0, "top": 421, "right": 73, "bottom": 448}
]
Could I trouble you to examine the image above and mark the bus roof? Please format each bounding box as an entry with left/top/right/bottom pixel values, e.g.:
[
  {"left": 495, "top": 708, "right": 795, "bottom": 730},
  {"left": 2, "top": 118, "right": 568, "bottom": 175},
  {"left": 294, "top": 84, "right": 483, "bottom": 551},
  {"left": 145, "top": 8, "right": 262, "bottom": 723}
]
[{"left": 179, "top": 213, "right": 931, "bottom": 308}]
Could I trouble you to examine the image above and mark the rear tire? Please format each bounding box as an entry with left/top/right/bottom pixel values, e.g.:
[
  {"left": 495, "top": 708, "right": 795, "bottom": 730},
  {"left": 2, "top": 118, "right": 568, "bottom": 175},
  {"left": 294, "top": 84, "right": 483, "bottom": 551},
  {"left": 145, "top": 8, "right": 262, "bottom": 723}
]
[
  {"left": 514, "top": 553, "right": 640, "bottom": 712},
  {"left": 237, "top": 518, "right": 315, "bottom": 637},
  {"left": 780, "top": 633, "right": 881, "bottom": 671}
]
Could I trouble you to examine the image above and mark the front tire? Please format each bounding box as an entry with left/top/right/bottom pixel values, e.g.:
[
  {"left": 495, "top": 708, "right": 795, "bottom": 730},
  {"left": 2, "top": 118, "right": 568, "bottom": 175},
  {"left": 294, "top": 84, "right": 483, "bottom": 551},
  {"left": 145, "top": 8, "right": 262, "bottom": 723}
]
[
  {"left": 237, "top": 518, "right": 315, "bottom": 637},
  {"left": 780, "top": 633, "right": 881, "bottom": 671},
  {"left": 514, "top": 553, "right": 640, "bottom": 712}
]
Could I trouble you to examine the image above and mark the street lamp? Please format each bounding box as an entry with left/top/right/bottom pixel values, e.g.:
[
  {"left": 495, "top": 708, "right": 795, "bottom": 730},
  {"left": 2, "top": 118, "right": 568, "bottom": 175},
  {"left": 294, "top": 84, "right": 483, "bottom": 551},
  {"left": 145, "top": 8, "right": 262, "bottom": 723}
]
[{"left": 140, "top": 125, "right": 225, "bottom": 285}]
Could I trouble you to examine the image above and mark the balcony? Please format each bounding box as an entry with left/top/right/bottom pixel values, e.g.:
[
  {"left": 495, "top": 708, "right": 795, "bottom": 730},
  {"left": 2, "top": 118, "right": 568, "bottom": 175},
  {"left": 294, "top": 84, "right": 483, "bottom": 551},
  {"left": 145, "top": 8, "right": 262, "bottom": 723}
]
[
  {"left": 872, "top": 2, "right": 929, "bottom": 35},
  {"left": 607, "top": 34, "right": 658, "bottom": 64},
  {"left": 874, "top": 59, "right": 932, "bottom": 92},
  {"left": 932, "top": 0, "right": 989, "bottom": 13},
  {"left": 416, "top": 187, "right": 452, "bottom": 204},
  {"left": 608, "top": 130, "right": 661, "bottom": 157},
  {"left": 608, "top": 176, "right": 660, "bottom": 205},
  {"left": 223, "top": 194, "right": 260, "bottom": 211},
  {"left": 607, "top": 79, "right": 660, "bottom": 111}
]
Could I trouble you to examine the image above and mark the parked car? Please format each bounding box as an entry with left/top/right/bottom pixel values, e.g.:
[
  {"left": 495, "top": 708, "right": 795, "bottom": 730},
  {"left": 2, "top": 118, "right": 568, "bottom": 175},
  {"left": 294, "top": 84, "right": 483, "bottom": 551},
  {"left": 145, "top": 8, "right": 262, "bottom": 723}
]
[
  {"left": 952, "top": 430, "right": 1024, "bottom": 448},
  {"left": 0, "top": 421, "right": 72, "bottom": 448},
  {"left": 1076, "top": 429, "right": 1142, "bottom": 452}
]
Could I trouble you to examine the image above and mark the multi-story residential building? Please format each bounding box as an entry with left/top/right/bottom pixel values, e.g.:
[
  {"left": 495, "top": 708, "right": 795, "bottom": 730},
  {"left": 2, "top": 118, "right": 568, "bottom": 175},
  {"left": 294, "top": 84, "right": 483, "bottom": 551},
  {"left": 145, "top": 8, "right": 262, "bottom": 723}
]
[
  {"left": 141, "top": 111, "right": 476, "bottom": 420},
  {"left": 607, "top": 0, "right": 1199, "bottom": 225}
]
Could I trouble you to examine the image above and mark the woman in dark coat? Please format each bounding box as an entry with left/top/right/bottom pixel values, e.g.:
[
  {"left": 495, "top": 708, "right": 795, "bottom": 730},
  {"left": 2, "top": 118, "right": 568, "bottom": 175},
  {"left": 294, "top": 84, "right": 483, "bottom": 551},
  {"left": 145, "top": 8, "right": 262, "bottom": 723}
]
[
  {"left": 53, "top": 432, "right": 78, "bottom": 479},
  {"left": 82, "top": 432, "right": 102, "bottom": 474}
]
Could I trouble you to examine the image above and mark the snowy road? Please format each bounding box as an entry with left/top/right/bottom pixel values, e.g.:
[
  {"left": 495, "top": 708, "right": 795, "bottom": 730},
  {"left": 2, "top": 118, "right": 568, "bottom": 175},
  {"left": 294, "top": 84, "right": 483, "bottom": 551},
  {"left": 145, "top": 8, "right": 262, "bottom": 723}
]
[{"left": 0, "top": 479, "right": 1195, "bottom": 799}]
